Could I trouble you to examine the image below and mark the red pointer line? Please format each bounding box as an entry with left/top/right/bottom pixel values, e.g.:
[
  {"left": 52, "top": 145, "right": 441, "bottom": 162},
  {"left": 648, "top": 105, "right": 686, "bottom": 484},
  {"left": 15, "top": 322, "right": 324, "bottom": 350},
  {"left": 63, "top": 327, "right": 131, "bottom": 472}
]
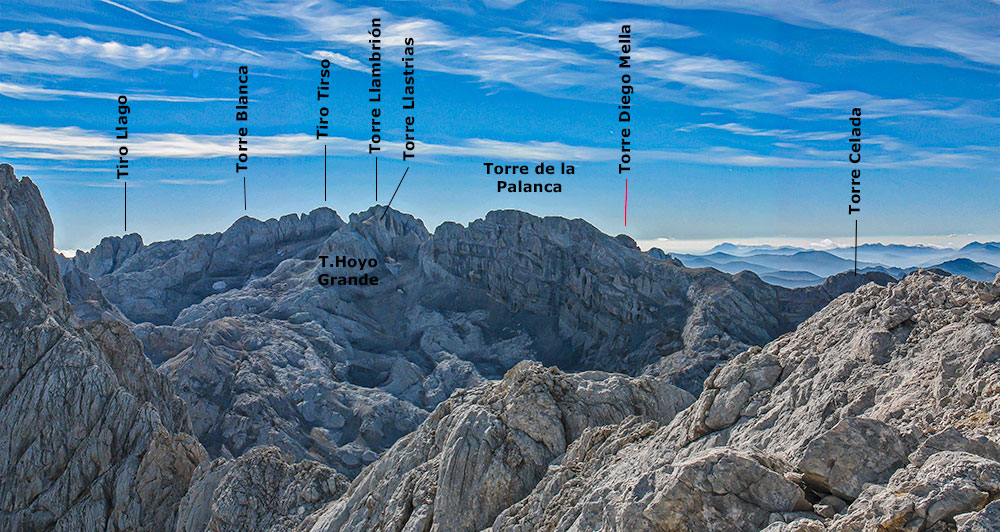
[{"left": 625, "top": 178, "right": 628, "bottom": 226}]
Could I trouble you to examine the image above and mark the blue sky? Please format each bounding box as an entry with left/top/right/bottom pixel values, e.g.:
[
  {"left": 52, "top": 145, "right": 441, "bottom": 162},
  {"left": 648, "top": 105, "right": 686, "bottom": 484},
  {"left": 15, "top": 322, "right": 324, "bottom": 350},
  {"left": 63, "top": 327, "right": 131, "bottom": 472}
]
[{"left": 1, "top": 0, "right": 998, "bottom": 252}]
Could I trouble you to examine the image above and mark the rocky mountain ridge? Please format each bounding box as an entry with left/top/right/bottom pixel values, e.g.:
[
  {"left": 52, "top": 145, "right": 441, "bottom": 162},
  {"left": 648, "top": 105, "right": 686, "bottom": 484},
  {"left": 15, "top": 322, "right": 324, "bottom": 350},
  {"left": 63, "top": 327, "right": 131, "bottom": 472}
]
[
  {"left": 68, "top": 207, "right": 343, "bottom": 325},
  {"left": 62, "top": 199, "right": 892, "bottom": 478}
]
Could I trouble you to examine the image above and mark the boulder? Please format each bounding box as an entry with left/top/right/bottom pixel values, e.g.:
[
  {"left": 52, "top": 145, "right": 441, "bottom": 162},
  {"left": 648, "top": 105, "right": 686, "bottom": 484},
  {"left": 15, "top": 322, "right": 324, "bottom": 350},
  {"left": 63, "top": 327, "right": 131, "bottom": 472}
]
[
  {"left": 833, "top": 451, "right": 1000, "bottom": 531},
  {"left": 175, "top": 446, "right": 348, "bottom": 532},
  {"left": 796, "top": 417, "right": 913, "bottom": 500}
]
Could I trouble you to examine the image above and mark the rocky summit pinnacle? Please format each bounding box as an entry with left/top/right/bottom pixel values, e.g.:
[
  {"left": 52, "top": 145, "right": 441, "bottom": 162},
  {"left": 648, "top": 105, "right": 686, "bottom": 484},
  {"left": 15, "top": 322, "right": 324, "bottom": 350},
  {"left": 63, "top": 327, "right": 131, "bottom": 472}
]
[{"left": 0, "top": 163, "right": 62, "bottom": 290}]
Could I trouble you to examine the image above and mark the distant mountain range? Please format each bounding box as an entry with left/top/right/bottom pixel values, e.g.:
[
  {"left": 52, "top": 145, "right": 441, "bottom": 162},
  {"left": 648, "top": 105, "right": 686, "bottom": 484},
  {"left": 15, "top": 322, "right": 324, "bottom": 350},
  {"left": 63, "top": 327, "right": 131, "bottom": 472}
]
[{"left": 667, "top": 242, "right": 1000, "bottom": 287}]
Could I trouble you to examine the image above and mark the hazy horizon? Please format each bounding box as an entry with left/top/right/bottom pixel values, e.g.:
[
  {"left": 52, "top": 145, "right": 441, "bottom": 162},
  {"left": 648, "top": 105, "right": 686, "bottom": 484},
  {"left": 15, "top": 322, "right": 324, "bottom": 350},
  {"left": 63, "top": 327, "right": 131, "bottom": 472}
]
[
  {"left": 2, "top": 1, "right": 997, "bottom": 252},
  {"left": 36, "top": 192, "right": 999, "bottom": 257}
]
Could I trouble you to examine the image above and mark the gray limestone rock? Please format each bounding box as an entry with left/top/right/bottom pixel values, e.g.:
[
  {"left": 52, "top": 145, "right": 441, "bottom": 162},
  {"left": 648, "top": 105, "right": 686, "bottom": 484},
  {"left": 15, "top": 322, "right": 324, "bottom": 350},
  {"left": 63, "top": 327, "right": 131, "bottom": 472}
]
[
  {"left": 796, "top": 417, "right": 914, "bottom": 501},
  {"left": 63, "top": 200, "right": 892, "bottom": 486},
  {"left": 452, "top": 271, "right": 1000, "bottom": 532},
  {"left": 72, "top": 207, "right": 344, "bottom": 325},
  {"left": 958, "top": 500, "right": 1000, "bottom": 531},
  {"left": 175, "top": 446, "right": 348, "bottom": 532},
  {"left": 490, "top": 424, "right": 810, "bottom": 532},
  {"left": 0, "top": 164, "right": 206, "bottom": 531},
  {"left": 149, "top": 203, "right": 857, "bottom": 479},
  {"left": 761, "top": 519, "right": 828, "bottom": 532},
  {"left": 0, "top": 163, "right": 62, "bottom": 290},
  {"left": 57, "top": 252, "right": 131, "bottom": 323},
  {"left": 832, "top": 451, "right": 1000, "bottom": 531},
  {"left": 909, "top": 427, "right": 1000, "bottom": 467},
  {"left": 642, "top": 448, "right": 811, "bottom": 531},
  {"left": 159, "top": 315, "right": 429, "bottom": 477},
  {"left": 9, "top": 159, "right": 999, "bottom": 532},
  {"left": 298, "top": 361, "right": 694, "bottom": 532}
]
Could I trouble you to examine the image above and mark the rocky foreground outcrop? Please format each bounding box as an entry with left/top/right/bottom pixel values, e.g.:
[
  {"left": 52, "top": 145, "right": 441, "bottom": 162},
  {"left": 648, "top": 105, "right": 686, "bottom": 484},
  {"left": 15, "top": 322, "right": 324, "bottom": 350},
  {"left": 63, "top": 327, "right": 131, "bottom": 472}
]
[
  {"left": 298, "top": 361, "right": 694, "bottom": 532},
  {"left": 175, "top": 446, "right": 348, "bottom": 532},
  {"left": 480, "top": 271, "right": 1000, "bottom": 531},
  {"left": 0, "top": 163, "right": 204, "bottom": 530},
  {"left": 1, "top": 163, "right": 356, "bottom": 532}
]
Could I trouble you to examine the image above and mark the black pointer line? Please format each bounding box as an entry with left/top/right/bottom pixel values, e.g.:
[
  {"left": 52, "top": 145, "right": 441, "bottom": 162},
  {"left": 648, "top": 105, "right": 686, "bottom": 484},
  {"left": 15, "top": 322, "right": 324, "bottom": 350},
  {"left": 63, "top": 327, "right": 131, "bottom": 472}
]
[
  {"left": 854, "top": 219, "right": 858, "bottom": 275},
  {"left": 380, "top": 167, "right": 409, "bottom": 221},
  {"left": 324, "top": 144, "right": 327, "bottom": 202}
]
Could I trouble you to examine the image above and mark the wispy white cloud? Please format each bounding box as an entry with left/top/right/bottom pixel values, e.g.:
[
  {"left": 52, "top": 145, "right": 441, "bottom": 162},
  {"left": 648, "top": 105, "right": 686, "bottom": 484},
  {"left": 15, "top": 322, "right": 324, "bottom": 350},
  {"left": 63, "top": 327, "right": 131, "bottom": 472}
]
[
  {"left": 546, "top": 20, "right": 700, "bottom": 44},
  {"left": 632, "top": 0, "right": 1000, "bottom": 66},
  {"left": 11, "top": 14, "right": 189, "bottom": 43},
  {"left": 13, "top": 164, "right": 109, "bottom": 174},
  {"left": 0, "top": 30, "right": 255, "bottom": 68},
  {"left": 0, "top": 122, "right": 986, "bottom": 169},
  {"left": 57, "top": 180, "right": 128, "bottom": 188},
  {"left": 265, "top": 2, "right": 777, "bottom": 110},
  {"left": 550, "top": 24, "right": 972, "bottom": 118},
  {"left": 677, "top": 122, "right": 844, "bottom": 141},
  {"left": 0, "top": 81, "right": 232, "bottom": 102},
  {"left": 0, "top": 124, "right": 342, "bottom": 160},
  {"left": 0, "top": 56, "right": 103, "bottom": 78},
  {"left": 97, "top": 0, "right": 262, "bottom": 57},
  {"left": 239, "top": 0, "right": 993, "bottom": 121},
  {"left": 295, "top": 51, "right": 366, "bottom": 72},
  {"left": 159, "top": 178, "right": 230, "bottom": 185},
  {"left": 678, "top": 123, "right": 917, "bottom": 154},
  {"left": 248, "top": 1, "right": 603, "bottom": 94}
]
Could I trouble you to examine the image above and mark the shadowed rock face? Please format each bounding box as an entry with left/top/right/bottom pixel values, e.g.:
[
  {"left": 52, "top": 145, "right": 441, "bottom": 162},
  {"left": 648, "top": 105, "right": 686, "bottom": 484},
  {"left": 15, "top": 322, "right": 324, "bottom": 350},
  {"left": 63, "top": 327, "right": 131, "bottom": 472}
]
[
  {"left": 69, "top": 207, "right": 344, "bottom": 325},
  {"left": 428, "top": 211, "right": 894, "bottom": 390},
  {"left": 771, "top": 269, "right": 896, "bottom": 329},
  {"left": 0, "top": 164, "right": 205, "bottom": 531},
  {"left": 57, "top": 252, "right": 131, "bottom": 323}
]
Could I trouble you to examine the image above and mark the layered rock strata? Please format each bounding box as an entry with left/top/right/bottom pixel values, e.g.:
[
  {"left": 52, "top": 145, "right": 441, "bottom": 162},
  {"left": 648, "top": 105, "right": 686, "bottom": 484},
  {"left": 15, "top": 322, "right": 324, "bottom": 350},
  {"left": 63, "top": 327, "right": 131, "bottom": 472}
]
[{"left": 0, "top": 164, "right": 205, "bottom": 531}]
